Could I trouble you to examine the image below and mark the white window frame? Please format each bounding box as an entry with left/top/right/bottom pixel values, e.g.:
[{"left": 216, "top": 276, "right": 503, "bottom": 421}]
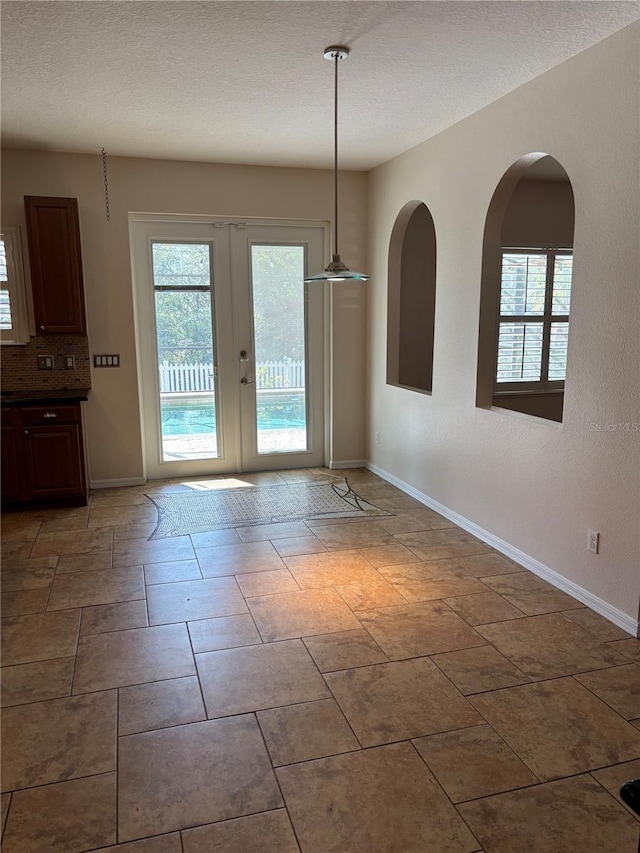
[
  {"left": 494, "top": 247, "right": 572, "bottom": 394},
  {"left": 1, "top": 226, "right": 30, "bottom": 345}
]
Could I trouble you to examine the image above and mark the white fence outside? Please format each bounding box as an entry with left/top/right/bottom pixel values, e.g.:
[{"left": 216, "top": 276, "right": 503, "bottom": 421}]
[{"left": 159, "top": 360, "right": 305, "bottom": 393}]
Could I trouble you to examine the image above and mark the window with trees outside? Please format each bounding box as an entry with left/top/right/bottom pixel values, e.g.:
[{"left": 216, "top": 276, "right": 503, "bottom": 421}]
[
  {"left": 0, "top": 226, "right": 30, "bottom": 345},
  {"left": 495, "top": 249, "right": 572, "bottom": 391}
]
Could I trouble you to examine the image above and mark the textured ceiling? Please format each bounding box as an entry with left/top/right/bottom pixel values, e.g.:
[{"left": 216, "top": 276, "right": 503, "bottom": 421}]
[{"left": 2, "top": 1, "right": 639, "bottom": 170}]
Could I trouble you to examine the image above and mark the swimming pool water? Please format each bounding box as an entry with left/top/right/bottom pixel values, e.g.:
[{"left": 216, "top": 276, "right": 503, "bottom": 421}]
[{"left": 160, "top": 399, "right": 306, "bottom": 436}]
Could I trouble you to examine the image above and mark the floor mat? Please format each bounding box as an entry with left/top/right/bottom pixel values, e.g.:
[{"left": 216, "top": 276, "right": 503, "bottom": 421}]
[{"left": 146, "top": 479, "right": 393, "bottom": 539}]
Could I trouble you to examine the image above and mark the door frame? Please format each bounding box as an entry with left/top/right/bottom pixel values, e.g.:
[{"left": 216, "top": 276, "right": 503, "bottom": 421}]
[
  {"left": 129, "top": 213, "right": 331, "bottom": 479},
  {"left": 231, "top": 223, "right": 326, "bottom": 471}
]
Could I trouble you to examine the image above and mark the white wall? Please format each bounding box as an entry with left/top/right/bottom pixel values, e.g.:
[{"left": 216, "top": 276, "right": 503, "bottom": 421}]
[
  {"left": 1, "top": 153, "right": 368, "bottom": 480},
  {"left": 366, "top": 24, "right": 640, "bottom": 628}
]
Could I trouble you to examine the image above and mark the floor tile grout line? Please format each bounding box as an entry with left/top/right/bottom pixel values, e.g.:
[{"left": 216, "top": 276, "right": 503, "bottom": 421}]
[
  {"left": 417, "top": 711, "right": 546, "bottom": 789},
  {"left": 3, "top": 630, "right": 629, "bottom": 680},
  {"left": 25, "top": 521, "right": 41, "bottom": 560},
  {"left": 452, "top": 776, "right": 548, "bottom": 804},
  {"left": 4, "top": 740, "right": 639, "bottom": 802},
  {"left": 303, "top": 637, "right": 367, "bottom": 750},
  {"left": 252, "top": 711, "right": 305, "bottom": 853},
  {"left": 306, "top": 619, "right": 390, "bottom": 665},
  {"left": 568, "top": 669, "right": 640, "bottom": 725},
  {"left": 2, "top": 671, "right": 204, "bottom": 712},
  {"left": 120, "top": 806, "right": 297, "bottom": 852},
  {"left": 18, "top": 654, "right": 600, "bottom": 709},
  {"left": 457, "top": 762, "right": 640, "bottom": 803},
  {"left": 407, "top": 738, "right": 484, "bottom": 849},
  {"left": 588, "top": 769, "right": 640, "bottom": 823},
  {"left": 465, "top": 685, "right": 576, "bottom": 784},
  {"left": 186, "top": 619, "right": 210, "bottom": 728},
  {"left": 2, "top": 768, "right": 116, "bottom": 797},
  {"left": 427, "top": 644, "right": 532, "bottom": 692},
  {"left": 0, "top": 792, "right": 11, "bottom": 843},
  {"left": 114, "top": 687, "right": 120, "bottom": 843},
  {"left": 1, "top": 647, "right": 83, "bottom": 671},
  {"left": 243, "top": 604, "right": 266, "bottom": 647},
  {"left": 45, "top": 593, "right": 147, "bottom": 616},
  {"left": 49, "top": 827, "right": 181, "bottom": 853},
  {"left": 602, "top": 641, "right": 639, "bottom": 660},
  {"left": 446, "top": 611, "right": 631, "bottom": 682},
  {"left": 267, "top": 742, "right": 382, "bottom": 771},
  {"left": 67, "top": 605, "right": 83, "bottom": 695},
  {"left": 0, "top": 655, "right": 76, "bottom": 710}
]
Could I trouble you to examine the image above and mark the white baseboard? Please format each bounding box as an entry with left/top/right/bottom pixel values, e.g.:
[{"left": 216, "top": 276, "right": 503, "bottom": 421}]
[
  {"left": 366, "top": 461, "right": 638, "bottom": 638},
  {"left": 329, "top": 459, "right": 367, "bottom": 470},
  {"left": 90, "top": 477, "right": 147, "bottom": 489}
]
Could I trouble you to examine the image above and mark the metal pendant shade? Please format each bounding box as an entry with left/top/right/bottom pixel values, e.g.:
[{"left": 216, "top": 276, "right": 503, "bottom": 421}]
[{"left": 304, "top": 46, "right": 369, "bottom": 283}]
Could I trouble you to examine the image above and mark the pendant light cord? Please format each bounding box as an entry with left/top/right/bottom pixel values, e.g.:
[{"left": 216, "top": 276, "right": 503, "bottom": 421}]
[
  {"left": 101, "top": 147, "right": 111, "bottom": 222},
  {"left": 333, "top": 51, "right": 339, "bottom": 258}
]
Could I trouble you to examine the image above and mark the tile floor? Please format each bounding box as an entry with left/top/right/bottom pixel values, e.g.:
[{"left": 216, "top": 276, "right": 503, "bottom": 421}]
[{"left": 1, "top": 467, "right": 639, "bottom": 852}]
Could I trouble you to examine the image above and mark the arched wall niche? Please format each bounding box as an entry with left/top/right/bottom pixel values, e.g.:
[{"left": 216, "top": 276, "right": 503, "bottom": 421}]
[
  {"left": 476, "top": 153, "right": 575, "bottom": 422},
  {"left": 387, "top": 200, "right": 437, "bottom": 394}
]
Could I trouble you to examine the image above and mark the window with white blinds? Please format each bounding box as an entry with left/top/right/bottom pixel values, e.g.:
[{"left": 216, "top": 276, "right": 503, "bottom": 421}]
[
  {"left": 496, "top": 249, "right": 572, "bottom": 390},
  {"left": 0, "top": 227, "right": 30, "bottom": 345}
]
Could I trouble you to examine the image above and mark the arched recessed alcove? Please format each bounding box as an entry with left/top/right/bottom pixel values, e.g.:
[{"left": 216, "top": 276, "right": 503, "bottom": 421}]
[
  {"left": 387, "top": 200, "right": 437, "bottom": 394},
  {"left": 476, "top": 154, "right": 575, "bottom": 423}
]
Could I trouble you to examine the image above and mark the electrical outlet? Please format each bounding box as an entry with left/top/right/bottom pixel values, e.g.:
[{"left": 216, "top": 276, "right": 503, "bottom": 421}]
[
  {"left": 375, "top": 431, "right": 381, "bottom": 444},
  {"left": 37, "top": 355, "right": 54, "bottom": 370},
  {"left": 587, "top": 529, "right": 600, "bottom": 554}
]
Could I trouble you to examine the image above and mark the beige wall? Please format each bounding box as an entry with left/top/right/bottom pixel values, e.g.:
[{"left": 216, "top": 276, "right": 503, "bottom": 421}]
[
  {"left": 501, "top": 179, "right": 574, "bottom": 247},
  {"left": 367, "top": 24, "right": 640, "bottom": 626},
  {"left": 397, "top": 204, "right": 436, "bottom": 392},
  {"left": 1, "top": 153, "right": 368, "bottom": 480}
]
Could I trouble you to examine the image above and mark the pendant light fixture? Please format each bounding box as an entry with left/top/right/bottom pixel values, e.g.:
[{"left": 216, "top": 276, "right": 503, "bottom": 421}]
[{"left": 304, "top": 46, "right": 369, "bottom": 283}]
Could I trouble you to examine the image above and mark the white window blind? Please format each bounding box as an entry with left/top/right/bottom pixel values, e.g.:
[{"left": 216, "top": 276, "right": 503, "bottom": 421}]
[
  {"left": 496, "top": 250, "right": 572, "bottom": 390},
  {"left": 0, "top": 227, "right": 30, "bottom": 345}
]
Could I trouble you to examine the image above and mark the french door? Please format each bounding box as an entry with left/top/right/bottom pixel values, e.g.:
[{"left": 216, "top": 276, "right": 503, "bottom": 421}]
[{"left": 130, "top": 218, "right": 326, "bottom": 478}]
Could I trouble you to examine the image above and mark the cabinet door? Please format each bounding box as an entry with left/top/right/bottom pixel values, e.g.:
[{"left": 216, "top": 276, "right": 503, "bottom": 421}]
[
  {"left": 24, "top": 196, "right": 86, "bottom": 334},
  {"left": 24, "top": 424, "right": 84, "bottom": 499},
  {"left": 1, "top": 423, "right": 22, "bottom": 502}
]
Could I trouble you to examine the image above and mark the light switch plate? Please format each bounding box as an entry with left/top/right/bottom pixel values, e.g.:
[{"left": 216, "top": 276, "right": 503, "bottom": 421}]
[
  {"left": 64, "top": 355, "right": 75, "bottom": 369},
  {"left": 37, "top": 355, "right": 54, "bottom": 370},
  {"left": 93, "top": 354, "right": 120, "bottom": 368}
]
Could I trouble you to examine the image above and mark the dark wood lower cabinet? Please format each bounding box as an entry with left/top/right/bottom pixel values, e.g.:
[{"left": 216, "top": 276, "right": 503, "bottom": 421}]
[
  {"left": 1, "top": 403, "right": 87, "bottom": 506},
  {"left": 1, "top": 417, "right": 21, "bottom": 503},
  {"left": 24, "top": 424, "right": 84, "bottom": 499}
]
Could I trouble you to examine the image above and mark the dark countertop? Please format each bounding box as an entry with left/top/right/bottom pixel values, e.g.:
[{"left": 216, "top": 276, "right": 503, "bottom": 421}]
[{"left": 1, "top": 388, "right": 90, "bottom": 406}]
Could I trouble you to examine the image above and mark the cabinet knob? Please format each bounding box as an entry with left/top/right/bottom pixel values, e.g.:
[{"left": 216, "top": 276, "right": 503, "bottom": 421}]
[
  {"left": 24, "top": 430, "right": 29, "bottom": 436},
  {"left": 40, "top": 325, "right": 46, "bottom": 331}
]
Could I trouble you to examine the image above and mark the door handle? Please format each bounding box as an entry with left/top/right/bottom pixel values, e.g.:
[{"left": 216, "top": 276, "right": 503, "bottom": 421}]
[{"left": 240, "top": 377, "right": 255, "bottom": 385}]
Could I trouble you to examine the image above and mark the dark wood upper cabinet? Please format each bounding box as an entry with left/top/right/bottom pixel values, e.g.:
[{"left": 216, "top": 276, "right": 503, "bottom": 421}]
[{"left": 24, "top": 196, "right": 87, "bottom": 334}]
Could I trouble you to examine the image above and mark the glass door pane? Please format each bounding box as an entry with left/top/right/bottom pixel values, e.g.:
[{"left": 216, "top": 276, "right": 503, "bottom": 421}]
[
  {"left": 251, "top": 245, "right": 308, "bottom": 454},
  {"left": 132, "top": 219, "right": 323, "bottom": 477},
  {"left": 151, "top": 242, "right": 220, "bottom": 461}
]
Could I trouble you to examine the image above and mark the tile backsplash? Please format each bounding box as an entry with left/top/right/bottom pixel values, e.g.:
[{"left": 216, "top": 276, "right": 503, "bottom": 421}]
[{"left": 1, "top": 334, "right": 91, "bottom": 390}]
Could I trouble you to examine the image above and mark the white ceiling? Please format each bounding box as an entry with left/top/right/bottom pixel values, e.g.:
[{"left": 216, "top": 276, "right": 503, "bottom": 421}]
[{"left": 2, "top": 1, "right": 639, "bottom": 171}]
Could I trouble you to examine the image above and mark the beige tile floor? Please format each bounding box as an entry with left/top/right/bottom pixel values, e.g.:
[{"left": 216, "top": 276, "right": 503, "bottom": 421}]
[{"left": 1, "top": 467, "right": 639, "bottom": 852}]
